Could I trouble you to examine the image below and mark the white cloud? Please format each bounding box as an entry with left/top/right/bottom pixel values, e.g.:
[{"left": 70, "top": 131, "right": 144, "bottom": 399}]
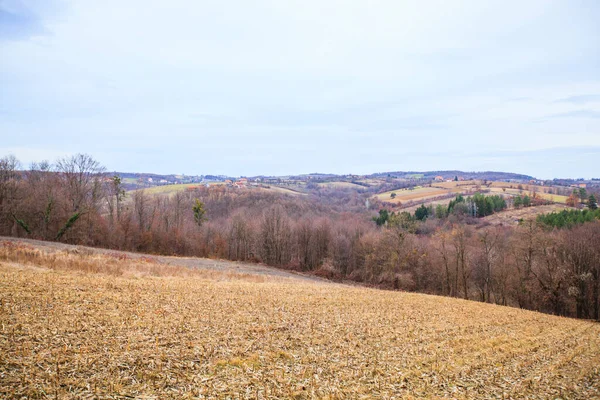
[{"left": 1, "top": 0, "right": 599, "bottom": 177}]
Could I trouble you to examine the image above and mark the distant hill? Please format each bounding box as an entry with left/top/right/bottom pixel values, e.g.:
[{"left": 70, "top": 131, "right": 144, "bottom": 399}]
[{"left": 370, "top": 170, "right": 535, "bottom": 181}]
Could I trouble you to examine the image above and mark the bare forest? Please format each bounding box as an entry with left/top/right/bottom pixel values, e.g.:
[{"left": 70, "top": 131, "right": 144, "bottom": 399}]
[{"left": 2, "top": 154, "right": 599, "bottom": 320}]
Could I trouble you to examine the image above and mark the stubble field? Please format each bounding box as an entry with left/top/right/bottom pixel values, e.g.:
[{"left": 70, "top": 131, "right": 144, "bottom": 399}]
[{"left": 1, "top": 241, "right": 599, "bottom": 399}]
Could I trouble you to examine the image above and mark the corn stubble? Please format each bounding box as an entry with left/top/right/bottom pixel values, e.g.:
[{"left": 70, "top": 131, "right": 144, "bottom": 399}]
[{"left": 1, "top": 242, "right": 599, "bottom": 399}]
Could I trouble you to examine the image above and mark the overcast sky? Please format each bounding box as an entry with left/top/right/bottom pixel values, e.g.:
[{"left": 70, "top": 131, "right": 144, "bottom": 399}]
[{"left": 1, "top": 0, "right": 599, "bottom": 178}]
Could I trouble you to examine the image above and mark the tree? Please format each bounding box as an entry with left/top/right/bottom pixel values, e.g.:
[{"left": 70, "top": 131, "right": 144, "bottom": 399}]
[
  {"left": 0, "top": 155, "right": 21, "bottom": 234},
  {"left": 390, "top": 192, "right": 396, "bottom": 199},
  {"left": 566, "top": 193, "right": 578, "bottom": 208},
  {"left": 514, "top": 195, "right": 523, "bottom": 208},
  {"left": 193, "top": 199, "right": 207, "bottom": 227},
  {"left": 106, "top": 175, "right": 126, "bottom": 224},
  {"left": 579, "top": 187, "right": 587, "bottom": 202},
  {"left": 56, "top": 154, "right": 105, "bottom": 213},
  {"left": 415, "top": 204, "right": 429, "bottom": 221},
  {"left": 374, "top": 209, "right": 390, "bottom": 226},
  {"left": 260, "top": 205, "right": 292, "bottom": 265},
  {"left": 588, "top": 194, "right": 598, "bottom": 210}
]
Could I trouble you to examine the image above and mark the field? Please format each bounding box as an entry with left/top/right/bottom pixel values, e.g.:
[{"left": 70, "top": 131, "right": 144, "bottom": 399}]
[
  {"left": 1, "top": 241, "right": 599, "bottom": 398},
  {"left": 136, "top": 183, "right": 210, "bottom": 195},
  {"left": 375, "top": 180, "right": 571, "bottom": 209},
  {"left": 317, "top": 181, "right": 365, "bottom": 189},
  {"left": 258, "top": 185, "right": 306, "bottom": 196},
  {"left": 131, "top": 183, "right": 304, "bottom": 197},
  {"left": 488, "top": 187, "right": 569, "bottom": 204},
  {"left": 375, "top": 187, "right": 451, "bottom": 205},
  {"left": 482, "top": 204, "right": 571, "bottom": 226}
]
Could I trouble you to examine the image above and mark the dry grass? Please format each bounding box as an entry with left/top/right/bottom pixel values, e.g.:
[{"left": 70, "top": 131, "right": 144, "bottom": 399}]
[
  {"left": 0, "top": 241, "right": 273, "bottom": 283},
  {"left": 488, "top": 187, "right": 569, "bottom": 204},
  {"left": 430, "top": 180, "right": 483, "bottom": 189},
  {"left": 482, "top": 204, "right": 571, "bottom": 226},
  {"left": 135, "top": 184, "right": 208, "bottom": 195},
  {"left": 376, "top": 181, "right": 570, "bottom": 208},
  {"left": 317, "top": 182, "right": 365, "bottom": 189},
  {"left": 375, "top": 187, "right": 449, "bottom": 204},
  {"left": 258, "top": 186, "right": 306, "bottom": 196},
  {"left": 1, "top": 242, "right": 599, "bottom": 399}
]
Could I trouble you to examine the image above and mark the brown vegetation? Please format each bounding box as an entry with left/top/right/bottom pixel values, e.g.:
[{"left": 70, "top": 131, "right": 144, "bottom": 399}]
[
  {"left": 1, "top": 244, "right": 599, "bottom": 399},
  {"left": 1, "top": 154, "right": 600, "bottom": 321}
]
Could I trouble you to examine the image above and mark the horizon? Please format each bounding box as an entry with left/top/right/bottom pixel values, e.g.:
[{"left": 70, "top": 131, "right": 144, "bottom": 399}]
[{"left": 2, "top": 1, "right": 599, "bottom": 179}]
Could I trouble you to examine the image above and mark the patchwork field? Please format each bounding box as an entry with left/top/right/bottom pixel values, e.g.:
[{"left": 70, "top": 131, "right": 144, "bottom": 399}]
[
  {"left": 1, "top": 241, "right": 599, "bottom": 399},
  {"left": 131, "top": 183, "right": 304, "bottom": 197},
  {"left": 488, "top": 187, "right": 569, "bottom": 204},
  {"left": 376, "top": 180, "right": 571, "bottom": 209},
  {"left": 137, "top": 183, "right": 210, "bottom": 195},
  {"left": 375, "top": 187, "right": 450, "bottom": 204}
]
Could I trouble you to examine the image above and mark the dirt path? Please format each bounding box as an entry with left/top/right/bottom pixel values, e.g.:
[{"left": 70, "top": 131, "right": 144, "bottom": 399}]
[{"left": 0, "top": 236, "right": 331, "bottom": 284}]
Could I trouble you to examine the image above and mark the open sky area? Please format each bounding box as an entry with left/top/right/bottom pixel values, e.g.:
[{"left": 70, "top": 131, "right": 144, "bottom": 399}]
[{"left": 1, "top": 0, "right": 599, "bottom": 178}]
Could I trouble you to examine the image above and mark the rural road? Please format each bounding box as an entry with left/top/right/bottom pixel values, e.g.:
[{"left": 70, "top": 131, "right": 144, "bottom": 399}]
[{"left": 0, "top": 236, "right": 332, "bottom": 284}]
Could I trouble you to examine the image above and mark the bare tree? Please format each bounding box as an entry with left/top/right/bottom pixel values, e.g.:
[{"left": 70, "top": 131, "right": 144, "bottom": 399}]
[
  {"left": 260, "top": 205, "right": 292, "bottom": 266},
  {"left": 56, "top": 154, "right": 106, "bottom": 213},
  {"left": 0, "top": 155, "right": 21, "bottom": 234}
]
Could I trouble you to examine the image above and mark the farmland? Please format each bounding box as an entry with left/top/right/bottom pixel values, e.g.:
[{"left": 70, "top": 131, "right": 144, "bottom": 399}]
[
  {"left": 375, "top": 186, "right": 450, "bottom": 204},
  {"left": 1, "top": 241, "right": 599, "bottom": 399},
  {"left": 317, "top": 181, "right": 366, "bottom": 189},
  {"left": 135, "top": 183, "right": 212, "bottom": 195},
  {"left": 132, "top": 183, "right": 304, "bottom": 197},
  {"left": 375, "top": 180, "right": 571, "bottom": 209}
]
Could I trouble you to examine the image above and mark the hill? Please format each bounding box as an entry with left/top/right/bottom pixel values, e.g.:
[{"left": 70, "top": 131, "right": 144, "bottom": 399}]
[{"left": 1, "top": 240, "right": 598, "bottom": 399}]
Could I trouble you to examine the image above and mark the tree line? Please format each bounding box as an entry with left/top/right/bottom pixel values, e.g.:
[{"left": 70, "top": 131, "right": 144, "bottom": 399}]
[{"left": 1, "top": 154, "right": 599, "bottom": 320}]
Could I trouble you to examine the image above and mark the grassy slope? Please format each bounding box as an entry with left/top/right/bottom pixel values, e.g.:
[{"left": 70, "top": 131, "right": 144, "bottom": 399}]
[
  {"left": 317, "top": 181, "right": 365, "bottom": 189},
  {"left": 1, "top": 245, "right": 599, "bottom": 399}
]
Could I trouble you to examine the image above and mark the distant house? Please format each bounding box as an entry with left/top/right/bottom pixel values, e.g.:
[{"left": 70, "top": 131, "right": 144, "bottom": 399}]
[
  {"left": 579, "top": 183, "right": 587, "bottom": 189},
  {"left": 147, "top": 177, "right": 153, "bottom": 183},
  {"left": 434, "top": 176, "right": 444, "bottom": 181}
]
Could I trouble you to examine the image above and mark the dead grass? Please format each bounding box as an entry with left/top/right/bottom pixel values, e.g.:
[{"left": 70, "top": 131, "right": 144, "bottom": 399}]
[
  {"left": 0, "top": 241, "right": 272, "bottom": 282},
  {"left": 488, "top": 187, "right": 569, "bottom": 204},
  {"left": 375, "top": 187, "right": 448, "bottom": 204},
  {"left": 317, "top": 182, "right": 365, "bottom": 189},
  {"left": 1, "top": 242, "right": 599, "bottom": 399},
  {"left": 482, "top": 204, "right": 571, "bottom": 226}
]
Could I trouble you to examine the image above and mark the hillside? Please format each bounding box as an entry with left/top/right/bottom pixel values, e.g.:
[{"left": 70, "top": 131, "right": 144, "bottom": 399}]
[{"left": 1, "top": 240, "right": 599, "bottom": 399}]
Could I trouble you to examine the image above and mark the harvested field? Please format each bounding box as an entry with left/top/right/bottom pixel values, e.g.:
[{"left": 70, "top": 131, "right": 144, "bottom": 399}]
[
  {"left": 1, "top": 241, "right": 599, "bottom": 399},
  {"left": 375, "top": 187, "right": 448, "bottom": 204}
]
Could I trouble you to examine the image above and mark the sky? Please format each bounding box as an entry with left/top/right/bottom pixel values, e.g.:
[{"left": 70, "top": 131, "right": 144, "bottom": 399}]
[{"left": 1, "top": 0, "right": 599, "bottom": 179}]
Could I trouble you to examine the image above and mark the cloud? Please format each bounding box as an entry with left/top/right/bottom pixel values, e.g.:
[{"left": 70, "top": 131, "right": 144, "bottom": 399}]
[
  {"left": 0, "top": 0, "right": 48, "bottom": 40},
  {"left": 1, "top": 0, "right": 599, "bottom": 178},
  {"left": 545, "top": 110, "right": 600, "bottom": 119},
  {"left": 554, "top": 94, "right": 600, "bottom": 104}
]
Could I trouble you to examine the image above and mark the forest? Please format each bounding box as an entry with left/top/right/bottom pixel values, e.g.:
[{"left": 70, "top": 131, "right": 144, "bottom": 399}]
[{"left": 1, "top": 153, "right": 600, "bottom": 320}]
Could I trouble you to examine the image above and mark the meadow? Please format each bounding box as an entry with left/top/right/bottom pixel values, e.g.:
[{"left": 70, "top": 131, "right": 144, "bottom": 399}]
[{"left": 1, "top": 241, "right": 599, "bottom": 399}]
